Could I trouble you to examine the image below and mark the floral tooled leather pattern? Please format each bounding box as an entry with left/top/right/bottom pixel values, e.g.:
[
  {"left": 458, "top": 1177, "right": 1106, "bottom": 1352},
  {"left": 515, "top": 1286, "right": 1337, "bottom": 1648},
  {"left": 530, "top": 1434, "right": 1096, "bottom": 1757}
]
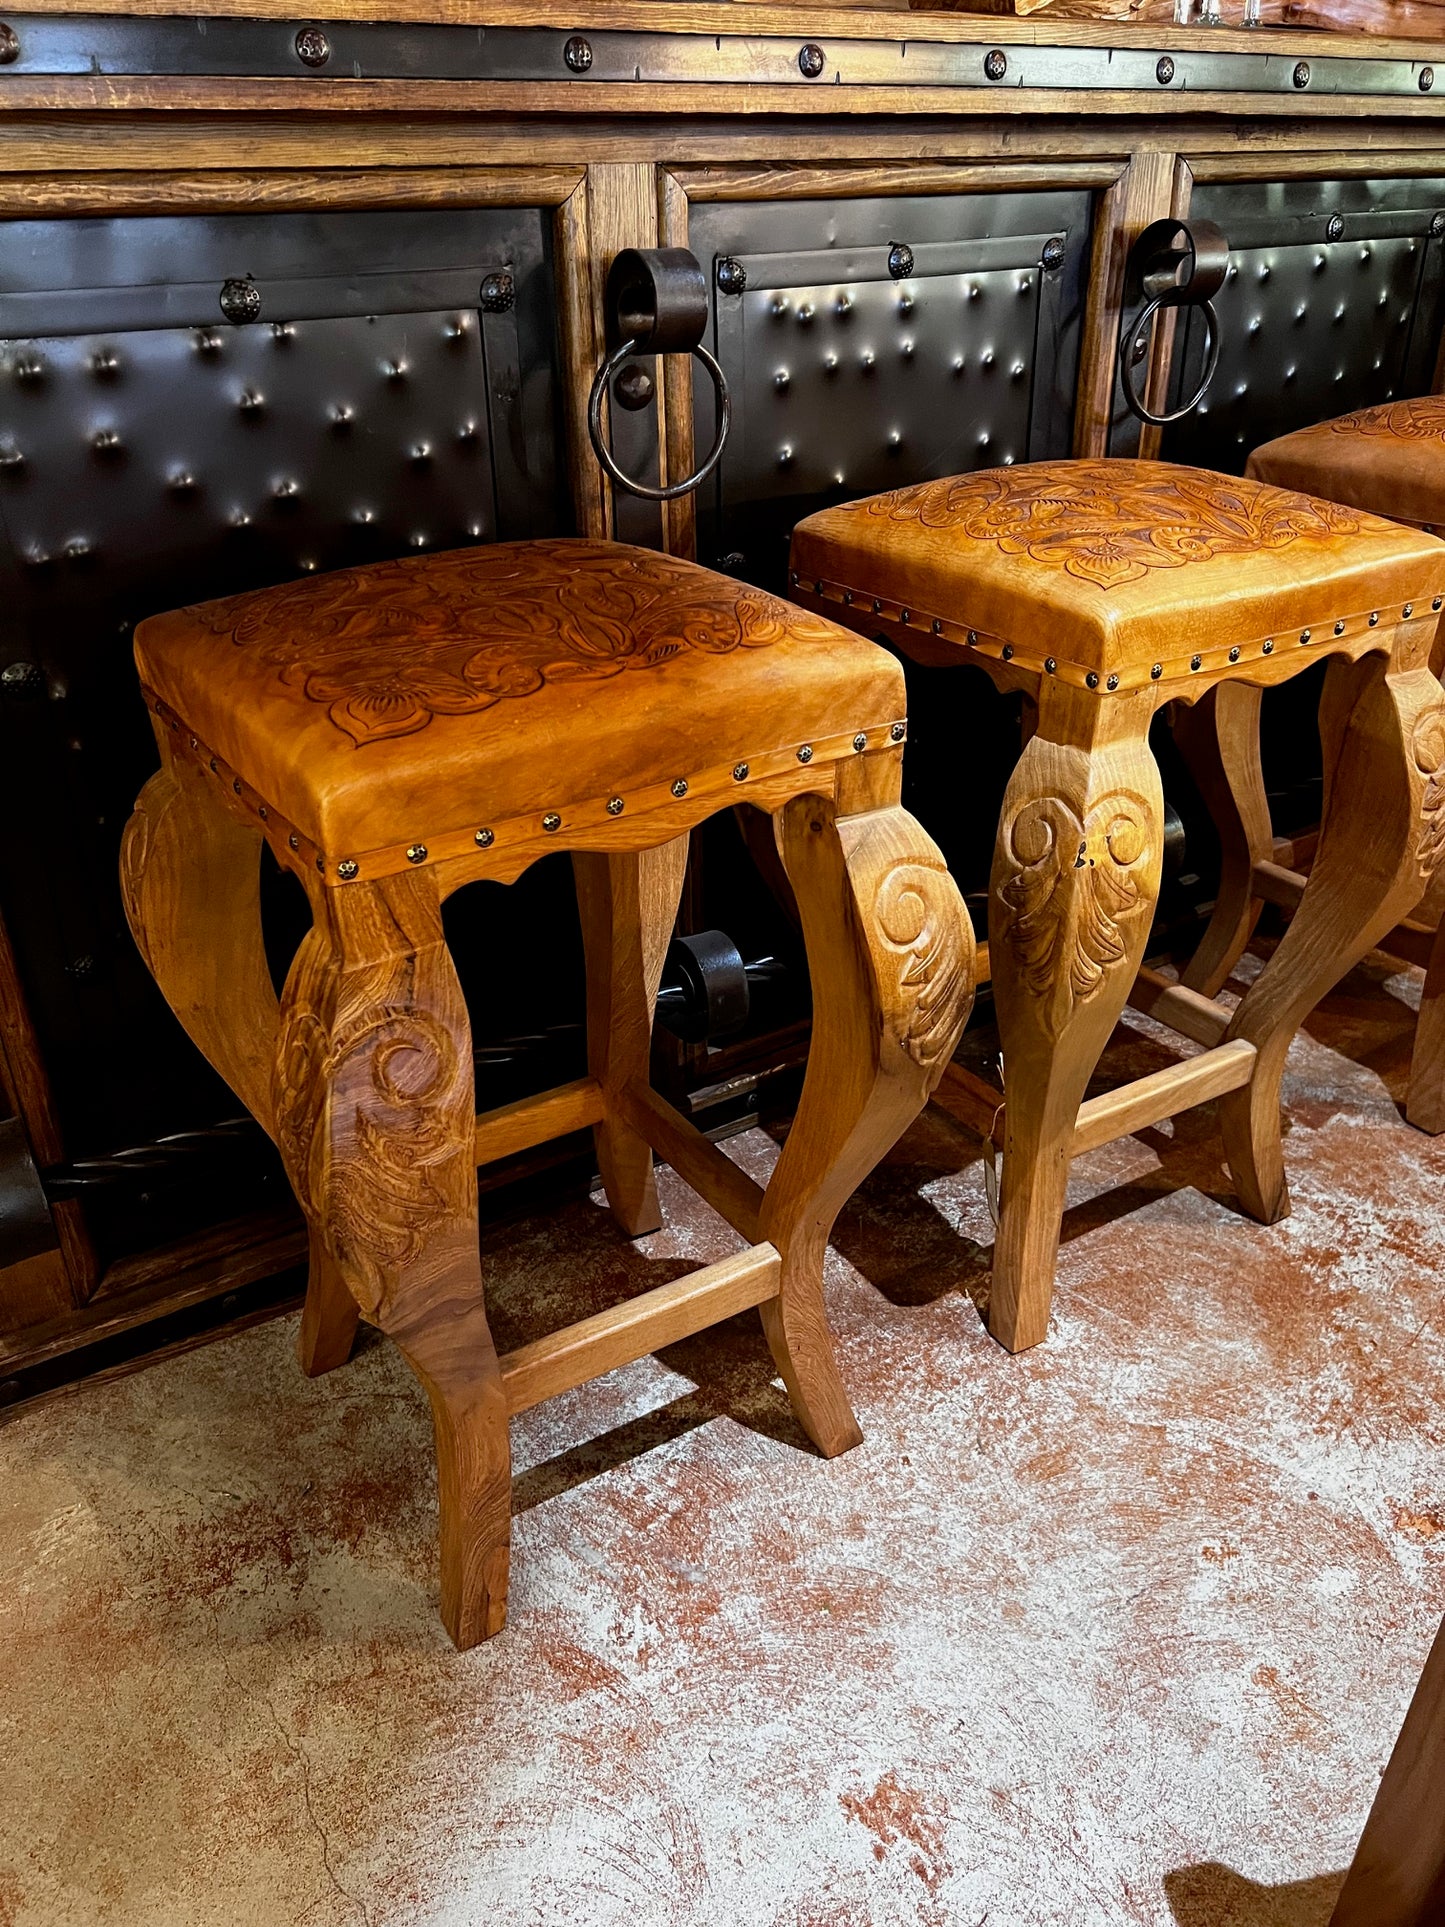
[
  {"left": 850, "top": 460, "right": 1368, "bottom": 589},
  {"left": 1327, "top": 397, "right": 1445, "bottom": 443},
  {"left": 189, "top": 540, "right": 808, "bottom": 745}
]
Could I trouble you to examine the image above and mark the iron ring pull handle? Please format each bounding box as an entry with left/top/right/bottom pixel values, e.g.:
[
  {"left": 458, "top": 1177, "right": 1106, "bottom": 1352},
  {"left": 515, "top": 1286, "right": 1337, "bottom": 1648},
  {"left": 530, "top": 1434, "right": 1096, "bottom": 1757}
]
[
  {"left": 1119, "top": 217, "right": 1229, "bottom": 429},
  {"left": 586, "top": 246, "right": 732, "bottom": 503}
]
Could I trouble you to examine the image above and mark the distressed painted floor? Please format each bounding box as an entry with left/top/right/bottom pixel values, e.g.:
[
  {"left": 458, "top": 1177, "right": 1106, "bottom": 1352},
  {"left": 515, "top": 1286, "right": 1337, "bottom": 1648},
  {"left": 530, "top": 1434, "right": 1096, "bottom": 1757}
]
[{"left": 3, "top": 947, "right": 1445, "bottom": 1927}]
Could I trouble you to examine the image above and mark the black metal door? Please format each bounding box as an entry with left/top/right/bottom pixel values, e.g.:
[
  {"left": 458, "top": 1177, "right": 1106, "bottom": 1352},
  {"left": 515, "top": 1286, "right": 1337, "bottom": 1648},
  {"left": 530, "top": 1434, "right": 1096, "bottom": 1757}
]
[
  {"left": 1161, "top": 177, "right": 1445, "bottom": 476},
  {"left": 0, "top": 204, "right": 567, "bottom": 1265}
]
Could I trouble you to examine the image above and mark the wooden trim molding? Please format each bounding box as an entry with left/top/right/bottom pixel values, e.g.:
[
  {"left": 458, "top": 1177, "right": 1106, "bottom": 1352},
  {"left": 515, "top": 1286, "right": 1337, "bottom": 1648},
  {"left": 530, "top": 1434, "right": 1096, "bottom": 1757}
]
[{"left": 0, "top": 163, "right": 585, "bottom": 218}]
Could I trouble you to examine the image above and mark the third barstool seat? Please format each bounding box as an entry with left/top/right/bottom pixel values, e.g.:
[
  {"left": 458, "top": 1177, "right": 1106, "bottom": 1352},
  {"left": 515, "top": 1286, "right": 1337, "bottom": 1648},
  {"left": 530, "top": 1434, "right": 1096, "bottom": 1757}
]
[
  {"left": 120, "top": 537, "right": 974, "bottom": 1646},
  {"left": 1181, "top": 399, "right": 1445, "bottom": 1130},
  {"left": 789, "top": 458, "right": 1445, "bottom": 1353}
]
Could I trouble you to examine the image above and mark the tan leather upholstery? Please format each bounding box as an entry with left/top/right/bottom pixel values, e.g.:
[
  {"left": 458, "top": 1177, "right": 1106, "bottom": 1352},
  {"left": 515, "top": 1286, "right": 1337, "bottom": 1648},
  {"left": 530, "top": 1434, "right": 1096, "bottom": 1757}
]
[
  {"left": 136, "top": 537, "right": 905, "bottom": 876},
  {"left": 790, "top": 458, "right": 1445, "bottom": 696},
  {"left": 1247, "top": 397, "right": 1445, "bottom": 532}
]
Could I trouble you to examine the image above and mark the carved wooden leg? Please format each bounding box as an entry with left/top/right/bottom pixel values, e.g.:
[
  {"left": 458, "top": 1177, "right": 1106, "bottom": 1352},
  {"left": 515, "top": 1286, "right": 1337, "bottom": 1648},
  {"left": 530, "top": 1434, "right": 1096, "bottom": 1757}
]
[
  {"left": 1221, "top": 652, "right": 1445, "bottom": 1220},
  {"left": 573, "top": 838, "right": 688, "bottom": 1236},
  {"left": 274, "top": 871, "right": 510, "bottom": 1648},
  {"left": 295, "top": 1226, "right": 361, "bottom": 1377},
  {"left": 1173, "top": 683, "right": 1272, "bottom": 998},
  {"left": 763, "top": 778, "right": 974, "bottom": 1455},
  {"left": 988, "top": 693, "right": 1164, "bottom": 1353},
  {"left": 120, "top": 753, "right": 278, "bottom": 1129},
  {"left": 1408, "top": 914, "right": 1445, "bottom": 1134}
]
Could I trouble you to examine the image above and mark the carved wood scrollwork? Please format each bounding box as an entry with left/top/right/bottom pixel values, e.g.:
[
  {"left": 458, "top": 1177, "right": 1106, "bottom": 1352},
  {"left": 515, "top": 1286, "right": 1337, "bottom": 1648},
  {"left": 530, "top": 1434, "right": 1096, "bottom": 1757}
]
[
  {"left": 869, "top": 857, "right": 973, "bottom": 1075},
  {"left": 996, "top": 787, "right": 1154, "bottom": 1029},
  {"left": 1412, "top": 702, "right": 1445, "bottom": 879},
  {"left": 273, "top": 909, "right": 475, "bottom": 1320}
]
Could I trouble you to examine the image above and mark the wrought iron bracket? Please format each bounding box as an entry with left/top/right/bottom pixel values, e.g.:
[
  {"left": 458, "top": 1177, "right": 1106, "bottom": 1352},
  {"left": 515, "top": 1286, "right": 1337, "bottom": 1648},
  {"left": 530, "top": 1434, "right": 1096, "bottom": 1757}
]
[
  {"left": 587, "top": 246, "right": 731, "bottom": 504},
  {"left": 1120, "top": 217, "right": 1230, "bottom": 428}
]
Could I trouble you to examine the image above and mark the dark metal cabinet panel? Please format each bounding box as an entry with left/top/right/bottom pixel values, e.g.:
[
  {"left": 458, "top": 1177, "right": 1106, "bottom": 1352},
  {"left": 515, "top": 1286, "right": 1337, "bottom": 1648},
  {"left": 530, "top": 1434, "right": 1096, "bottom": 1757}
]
[
  {"left": 1157, "top": 179, "right": 1445, "bottom": 863},
  {"left": 1162, "top": 178, "right": 1445, "bottom": 475},
  {"left": 689, "top": 189, "right": 1092, "bottom": 590},
  {"left": 682, "top": 187, "right": 1090, "bottom": 930},
  {"left": 0, "top": 204, "right": 567, "bottom": 1263}
]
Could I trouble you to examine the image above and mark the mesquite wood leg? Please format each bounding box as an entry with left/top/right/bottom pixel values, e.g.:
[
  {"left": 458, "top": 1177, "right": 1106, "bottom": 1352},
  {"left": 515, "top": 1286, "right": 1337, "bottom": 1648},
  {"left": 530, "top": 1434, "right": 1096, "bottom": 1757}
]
[
  {"left": 274, "top": 870, "right": 511, "bottom": 1649},
  {"left": 1409, "top": 917, "right": 1445, "bottom": 1133},
  {"left": 120, "top": 752, "right": 279, "bottom": 1131},
  {"left": 295, "top": 1228, "right": 362, "bottom": 1377},
  {"left": 764, "top": 772, "right": 974, "bottom": 1454},
  {"left": 1221, "top": 649, "right": 1445, "bottom": 1220},
  {"left": 1173, "top": 683, "right": 1272, "bottom": 999},
  {"left": 988, "top": 689, "right": 1165, "bottom": 1353},
  {"left": 573, "top": 838, "right": 689, "bottom": 1237},
  {"left": 121, "top": 750, "right": 364, "bottom": 1376}
]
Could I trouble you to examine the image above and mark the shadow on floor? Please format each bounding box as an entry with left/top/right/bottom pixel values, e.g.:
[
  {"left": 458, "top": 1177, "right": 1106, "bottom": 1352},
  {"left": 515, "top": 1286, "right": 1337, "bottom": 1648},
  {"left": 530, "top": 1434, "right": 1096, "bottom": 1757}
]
[{"left": 1165, "top": 1861, "right": 1346, "bottom": 1926}]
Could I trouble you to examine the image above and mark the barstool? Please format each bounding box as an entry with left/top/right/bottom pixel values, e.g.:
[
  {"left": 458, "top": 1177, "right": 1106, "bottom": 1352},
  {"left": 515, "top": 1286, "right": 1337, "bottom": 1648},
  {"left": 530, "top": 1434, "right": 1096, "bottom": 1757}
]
[
  {"left": 120, "top": 536, "right": 974, "bottom": 1646},
  {"left": 789, "top": 459, "right": 1445, "bottom": 1353},
  {"left": 1183, "top": 398, "right": 1445, "bottom": 1130}
]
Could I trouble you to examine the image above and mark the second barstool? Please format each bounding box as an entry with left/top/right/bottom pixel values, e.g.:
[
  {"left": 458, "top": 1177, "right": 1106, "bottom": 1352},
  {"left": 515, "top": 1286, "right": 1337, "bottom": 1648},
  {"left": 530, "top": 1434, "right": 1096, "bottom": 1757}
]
[{"left": 790, "top": 459, "right": 1445, "bottom": 1352}]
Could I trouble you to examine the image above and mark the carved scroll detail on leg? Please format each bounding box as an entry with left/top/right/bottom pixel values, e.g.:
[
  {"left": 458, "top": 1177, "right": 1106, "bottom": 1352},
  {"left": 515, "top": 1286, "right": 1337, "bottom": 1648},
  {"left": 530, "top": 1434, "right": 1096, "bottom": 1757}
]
[
  {"left": 273, "top": 873, "right": 510, "bottom": 1647},
  {"left": 275, "top": 994, "right": 471, "bottom": 1314},
  {"left": 761, "top": 798, "right": 974, "bottom": 1456},
  {"left": 988, "top": 724, "right": 1164, "bottom": 1352},
  {"left": 871, "top": 858, "right": 974, "bottom": 1075},
  {"left": 1411, "top": 701, "right": 1445, "bottom": 880},
  {"left": 995, "top": 783, "right": 1155, "bottom": 1037}
]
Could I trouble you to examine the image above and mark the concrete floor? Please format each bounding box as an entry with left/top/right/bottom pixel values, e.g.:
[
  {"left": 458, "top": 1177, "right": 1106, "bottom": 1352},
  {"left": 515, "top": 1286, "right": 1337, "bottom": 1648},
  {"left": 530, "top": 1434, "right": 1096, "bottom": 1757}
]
[{"left": 3, "top": 946, "right": 1444, "bottom": 1927}]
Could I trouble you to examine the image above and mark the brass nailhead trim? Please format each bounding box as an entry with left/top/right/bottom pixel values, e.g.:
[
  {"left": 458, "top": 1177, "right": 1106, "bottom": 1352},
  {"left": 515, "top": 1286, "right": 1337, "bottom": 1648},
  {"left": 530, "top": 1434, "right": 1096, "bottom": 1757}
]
[
  {"left": 542, "top": 812, "right": 562, "bottom": 832},
  {"left": 1300, "top": 629, "right": 1312, "bottom": 644},
  {"left": 890, "top": 721, "right": 906, "bottom": 742},
  {"left": 1434, "top": 598, "right": 1443, "bottom": 612},
  {"left": 853, "top": 733, "right": 868, "bottom": 751},
  {"left": 1263, "top": 640, "right": 1274, "bottom": 654},
  {"left": 288, "top": 833, "right": 299, "bottom": 849},
  {"left": 406, "top": 843, "right": 427, "bottom": 864},
  {"left": 316, "top": 855, "right": 325, "bottom": 873},
  {"left": 337, "top": 858, "right": 359, "bottom": 881},
  {"left": 733, "top": 763, "right": 750, "bottom": 781},
  {"left": 1369, "top": 612, "right": 1380, "bottom": 626},
  {"left": 671, "top": 778, "right": 689, "bottom": 797},
  {"left": 1334, "top": 620, "right": 1346, "bottom": 636},
  {"left": 931, "top": 619, "right": 942, "bottom": 635},
  {"left": 1151, "top": 664, "right": 1162, "bottom": 679},
  {"left": 1228, "top": 647, "right": 1240, "bottom": 663},
  {"left": 1404, "top": 603, "right": 1415, "bottom": 617},
  {"left": 475, "top": 827, "right": 494, "bottom": 847},
  {"left": 1086, "top": 673, "right": 1099, "bottom": 689},
  {"left": 1044, "top": 657, "right": 1057, "bottom": 674},
  {"left": 1001, "top": 644, "right": 1013, "bottom": 660},
  {"left": 1106, "top": 674, "right": 1119, "bottom": 691},
  {"left": 797, "top": 744, "right": 814, "bottom": 763},
  {"left": 1190, "top": 655, "right": 1202, "bottom": 670}
]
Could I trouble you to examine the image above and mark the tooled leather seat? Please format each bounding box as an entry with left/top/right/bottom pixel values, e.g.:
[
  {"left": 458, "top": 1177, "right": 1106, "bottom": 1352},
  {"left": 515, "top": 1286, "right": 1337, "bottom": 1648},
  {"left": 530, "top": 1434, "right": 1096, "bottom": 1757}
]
[
  {"left": 789, "top": 458, "right": 1445, "bottom": 694},
  {"left": 1247, "top": 397, "right": 1445, "bottom": 533},
  {"left": 135, "top": 536, "right": 905, "bottom": 881}
]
